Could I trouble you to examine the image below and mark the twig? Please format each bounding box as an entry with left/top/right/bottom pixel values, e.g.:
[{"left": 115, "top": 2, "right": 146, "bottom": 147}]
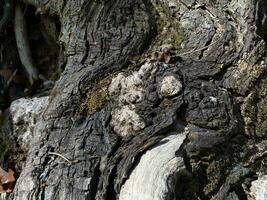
[
  {"left": 48, "top": 152, "right": 101, "bottom": 165},
  {"left": 0, "top": 69, "right": 18, "bottom": 95},
  {"left": 177, "top": 39, "right": 220, "bottom": 57},
  {"left": 6, "top": 69, "right": 17, "bottom": 87},
  {"left": 48, "top": 152, "right": 72, "bottom": 164}
]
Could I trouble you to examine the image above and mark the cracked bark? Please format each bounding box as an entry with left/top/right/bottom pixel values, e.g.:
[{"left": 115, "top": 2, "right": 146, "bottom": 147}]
[{"left": 0, "top": 0, "right": 267, "bottom": 199}]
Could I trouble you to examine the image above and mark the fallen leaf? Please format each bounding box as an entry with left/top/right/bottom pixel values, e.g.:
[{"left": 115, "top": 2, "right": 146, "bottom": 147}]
[
  {"left": 0, "top": 68, "right": 28, "bottom": 86},
  {"left": 0, "top": 167, "right": 16, "bottom": 193},
  {"left": 0, "top": 167, "right": 8, "bottom": 183},
  {"left": 2, "top": 169, "right": 15, "bottom": 184}
]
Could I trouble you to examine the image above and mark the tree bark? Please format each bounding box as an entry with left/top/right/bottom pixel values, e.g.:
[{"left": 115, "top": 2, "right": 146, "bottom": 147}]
[{"left": 1, "top": 0, "right": 267, "bottom": 199}]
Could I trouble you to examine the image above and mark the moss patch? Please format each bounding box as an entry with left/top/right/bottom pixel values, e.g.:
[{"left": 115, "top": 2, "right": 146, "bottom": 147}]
[
  {"left": 145, "top": 2, "right": 183, "bottom": 54},
  {"left": 85, "top": 77, "right": 110, "bottom": 115},
  {"left": 241, "top": 80, "right": 267, "bottom": 137},
  {"left": 168, "top": 30, "right": 182, "bottom": 48}
]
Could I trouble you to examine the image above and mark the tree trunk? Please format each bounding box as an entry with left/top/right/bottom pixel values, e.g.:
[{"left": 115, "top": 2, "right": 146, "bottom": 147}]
[{"left": 1, "top": 0, "right": 267, "bottom": 199}]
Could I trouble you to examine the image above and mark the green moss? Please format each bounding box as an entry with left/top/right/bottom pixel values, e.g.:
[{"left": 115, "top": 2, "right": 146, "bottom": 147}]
[
  {"left": 241, "top": 80, "right": 267, "bottom": 137},
  {"left": 85, "top": 78, "right": 109, "bottom": 115},
  {"left": 145, "top": 3, "right": 183, "bottom": 54},
  {"left": 168, "top": 30, "right": 182, "bottom": 48}
]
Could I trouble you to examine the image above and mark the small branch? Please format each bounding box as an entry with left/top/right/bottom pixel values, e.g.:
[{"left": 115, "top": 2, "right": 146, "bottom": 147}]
[
  {"left": 177, "top": 39, "right": 220, "bottom": 57},
  {"left": 48, "top": 152, "right": 101, "bottom": 165},
  {"left": 48, "top": 152, "right": 72, "bottom": 164},
  {"left": 14, "top": 2, "right": 39, "bottom": 85},
  {"left": 6, "top": 69, "right": 17, "bottom": 86}
]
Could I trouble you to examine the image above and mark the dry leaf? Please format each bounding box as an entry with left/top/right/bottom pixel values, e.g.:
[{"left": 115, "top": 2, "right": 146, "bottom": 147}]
[
  {"left": 0, "top": 167, "right": 15, "bottom": 193},
  {"left": 0, "top": 69, "right": 14, "bottom": 80},
  {"left": 0, "top": 69, "right": 27, "bottom": 85},
  {"left": 3, "top": 169, "right": 15, "bottom": 184},
  {"left": 0, "top": 167, "right": 8, "bottom": 183}
]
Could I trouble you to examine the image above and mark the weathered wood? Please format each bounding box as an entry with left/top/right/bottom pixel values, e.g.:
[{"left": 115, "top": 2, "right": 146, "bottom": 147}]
[
  {"left": 0, "top": 0, "right": 266, "bottom": 199},
  {"left": 119, "top": 134, "right": 188, "bottom": 200}
]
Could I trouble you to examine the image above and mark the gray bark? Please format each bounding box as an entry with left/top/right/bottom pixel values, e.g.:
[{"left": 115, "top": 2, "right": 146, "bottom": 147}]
[{"left": 0, "top": 0, "right": 266, "bottom": 199}]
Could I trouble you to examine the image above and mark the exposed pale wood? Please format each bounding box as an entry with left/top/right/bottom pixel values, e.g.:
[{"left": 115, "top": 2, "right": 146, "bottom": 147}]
[{"left": 14, "top": 3, "right": 39, "bottom": 85}]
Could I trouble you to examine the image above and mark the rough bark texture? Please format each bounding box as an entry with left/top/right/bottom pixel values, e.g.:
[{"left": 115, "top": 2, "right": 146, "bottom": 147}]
[{"left": 0, "top": 0, "right": 267, "bottom": 199}]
